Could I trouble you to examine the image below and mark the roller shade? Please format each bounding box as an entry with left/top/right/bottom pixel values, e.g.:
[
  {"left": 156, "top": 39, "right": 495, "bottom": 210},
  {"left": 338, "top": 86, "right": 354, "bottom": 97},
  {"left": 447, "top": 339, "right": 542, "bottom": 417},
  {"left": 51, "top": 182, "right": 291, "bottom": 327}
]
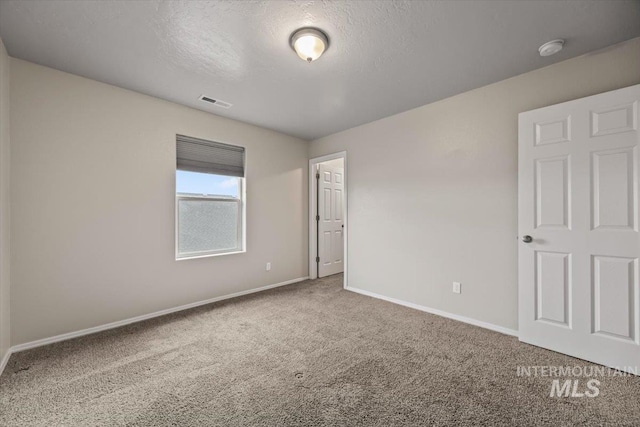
[{"left": 176, "top": 134, "right": 245, "bottom": 177}]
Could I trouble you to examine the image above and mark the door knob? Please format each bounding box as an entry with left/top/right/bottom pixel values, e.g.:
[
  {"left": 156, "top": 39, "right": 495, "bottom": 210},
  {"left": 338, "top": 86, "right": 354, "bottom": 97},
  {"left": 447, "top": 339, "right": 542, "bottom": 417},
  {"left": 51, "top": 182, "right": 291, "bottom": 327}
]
[{"left": 522, "top": 235, "right": 533, "bottom": 243}]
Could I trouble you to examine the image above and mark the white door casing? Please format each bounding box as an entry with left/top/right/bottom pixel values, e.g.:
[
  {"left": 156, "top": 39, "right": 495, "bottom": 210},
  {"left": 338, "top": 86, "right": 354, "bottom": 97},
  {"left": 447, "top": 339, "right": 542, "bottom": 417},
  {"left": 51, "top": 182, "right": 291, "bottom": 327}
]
[
  {"left": 318, "top": 163, "right": 344, "bottom": 278},
  {"left": 519, "top": 84, "right": 640, "bottom": 373}
]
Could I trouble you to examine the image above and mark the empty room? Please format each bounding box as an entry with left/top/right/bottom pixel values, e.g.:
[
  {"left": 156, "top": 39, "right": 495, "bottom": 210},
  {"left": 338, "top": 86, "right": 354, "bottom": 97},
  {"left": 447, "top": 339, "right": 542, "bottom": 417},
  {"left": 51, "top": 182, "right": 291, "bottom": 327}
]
[{"left": 0, "top": 0, "right": 639, "bottom": 425}]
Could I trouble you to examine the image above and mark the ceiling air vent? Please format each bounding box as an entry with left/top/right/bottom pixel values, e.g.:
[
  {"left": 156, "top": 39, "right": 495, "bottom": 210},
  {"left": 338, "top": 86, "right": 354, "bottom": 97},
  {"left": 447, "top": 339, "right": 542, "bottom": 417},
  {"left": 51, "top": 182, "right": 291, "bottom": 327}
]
[{"left": 198, "top": 95, "right": 232, "bottom": 109}]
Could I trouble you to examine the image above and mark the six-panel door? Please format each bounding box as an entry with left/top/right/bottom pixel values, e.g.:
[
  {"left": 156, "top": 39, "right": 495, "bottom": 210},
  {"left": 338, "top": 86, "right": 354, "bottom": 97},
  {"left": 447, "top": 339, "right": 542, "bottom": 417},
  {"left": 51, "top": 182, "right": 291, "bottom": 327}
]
[
  {"left": 518, "top": 84, "right": 640, "bottom": 372},
  {"left": 318, "top": 164, "right": 344, "bottom": 278}
]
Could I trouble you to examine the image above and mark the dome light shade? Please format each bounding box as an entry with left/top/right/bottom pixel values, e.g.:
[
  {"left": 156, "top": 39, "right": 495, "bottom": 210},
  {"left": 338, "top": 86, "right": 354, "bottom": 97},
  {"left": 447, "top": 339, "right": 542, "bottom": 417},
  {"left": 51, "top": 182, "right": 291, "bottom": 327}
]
[{"left": 290, "top": 28, "right": 329, "bottom": 62}]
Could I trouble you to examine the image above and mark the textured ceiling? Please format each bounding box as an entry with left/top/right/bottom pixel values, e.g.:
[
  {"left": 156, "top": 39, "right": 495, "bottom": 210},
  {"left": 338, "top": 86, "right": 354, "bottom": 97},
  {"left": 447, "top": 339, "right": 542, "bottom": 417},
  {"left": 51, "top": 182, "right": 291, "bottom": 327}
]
[{"left": 0, "top": 0, "right": 639, "bottom": 140}]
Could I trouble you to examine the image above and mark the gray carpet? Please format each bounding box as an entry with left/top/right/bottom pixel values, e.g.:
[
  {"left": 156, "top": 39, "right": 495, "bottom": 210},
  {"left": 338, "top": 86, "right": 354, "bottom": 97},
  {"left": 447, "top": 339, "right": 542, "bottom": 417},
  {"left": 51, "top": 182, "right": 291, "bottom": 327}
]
[{"left": 1, "top": 274, "right": 639, "bottom": 426}]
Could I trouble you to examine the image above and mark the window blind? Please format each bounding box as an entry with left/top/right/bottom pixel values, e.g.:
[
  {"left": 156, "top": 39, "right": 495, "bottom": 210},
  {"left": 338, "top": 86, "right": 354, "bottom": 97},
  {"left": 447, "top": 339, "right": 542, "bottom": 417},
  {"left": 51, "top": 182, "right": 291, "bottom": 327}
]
[{"left": 176, "top": 134, "right": 245, "bottom": 177}]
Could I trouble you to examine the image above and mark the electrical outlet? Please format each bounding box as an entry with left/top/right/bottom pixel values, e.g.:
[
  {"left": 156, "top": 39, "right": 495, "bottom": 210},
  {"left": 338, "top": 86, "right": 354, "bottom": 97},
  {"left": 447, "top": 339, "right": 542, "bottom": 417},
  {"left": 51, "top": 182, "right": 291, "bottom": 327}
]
[
  {"left": 266, "top": 262, "right": 271, "bottom": 271},
  {"left": 453, "top": 282, "right": 461, "bottom": 294}
]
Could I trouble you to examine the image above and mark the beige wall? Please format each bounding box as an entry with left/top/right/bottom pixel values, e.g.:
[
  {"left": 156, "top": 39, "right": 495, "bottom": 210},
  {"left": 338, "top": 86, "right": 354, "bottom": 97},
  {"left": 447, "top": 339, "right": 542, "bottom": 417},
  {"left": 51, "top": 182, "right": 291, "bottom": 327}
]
[
  {"left": 0, "top": 39, "right": 10, "bottom": 361},
  {"left": 310, "top": 38, "right": 640, "bottom": 331},
  {"left": 10, "top": 59, "right": 309, "bottom": 345}
]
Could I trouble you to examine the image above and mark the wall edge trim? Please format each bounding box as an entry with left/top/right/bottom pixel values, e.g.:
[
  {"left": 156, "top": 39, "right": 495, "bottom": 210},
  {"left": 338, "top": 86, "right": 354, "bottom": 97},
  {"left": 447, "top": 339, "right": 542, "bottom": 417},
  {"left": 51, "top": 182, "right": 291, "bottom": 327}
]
[
  {"left": 6, "top": 276, "right": 310, "bottom": 359},
  {"left": 345, "top": 286, "right": 518, "bottom": 337},
  {"left": 0, "top": 348, "right": 10, "bottom": 378}
]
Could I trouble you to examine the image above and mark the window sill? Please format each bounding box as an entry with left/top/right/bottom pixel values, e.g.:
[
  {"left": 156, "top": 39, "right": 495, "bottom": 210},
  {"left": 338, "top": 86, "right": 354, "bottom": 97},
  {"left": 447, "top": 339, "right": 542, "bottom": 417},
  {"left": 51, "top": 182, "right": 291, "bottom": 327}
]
[{"left": 176, "top": 249, "right": 246, "bottom": 261}]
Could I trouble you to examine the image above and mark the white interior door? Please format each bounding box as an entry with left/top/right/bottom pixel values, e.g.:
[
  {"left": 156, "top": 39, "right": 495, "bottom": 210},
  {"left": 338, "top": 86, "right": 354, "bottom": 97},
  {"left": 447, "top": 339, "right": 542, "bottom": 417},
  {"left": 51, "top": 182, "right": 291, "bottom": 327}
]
[
  {"left": 519, "top": 84, "right": 640, "bottom": 372},
  {"left": 318, "top": 163, "right": 344, "bottom": 278}
]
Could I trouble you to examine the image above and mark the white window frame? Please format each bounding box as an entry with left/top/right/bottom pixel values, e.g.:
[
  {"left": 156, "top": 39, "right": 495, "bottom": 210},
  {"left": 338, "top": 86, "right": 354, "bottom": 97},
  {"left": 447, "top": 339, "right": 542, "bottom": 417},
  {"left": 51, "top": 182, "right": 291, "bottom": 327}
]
[{"left": 175, "top": 177, "right": 246, "bottom": 260}]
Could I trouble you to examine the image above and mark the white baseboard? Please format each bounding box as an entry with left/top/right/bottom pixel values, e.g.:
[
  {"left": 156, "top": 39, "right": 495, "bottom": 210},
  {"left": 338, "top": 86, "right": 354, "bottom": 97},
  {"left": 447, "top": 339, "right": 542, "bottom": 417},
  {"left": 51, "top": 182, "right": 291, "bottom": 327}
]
[
  {"left": 345, "top": 286, "right": 518, "bottom": 337},
  {"left": 0, "top": 347, "right": 11, "bottom": 376},
  {"left": 2, "top": 277, "right": 514, "bottom": 379},
  {"left": 7, "top": 276, "right": 310, "bottom": 358}
]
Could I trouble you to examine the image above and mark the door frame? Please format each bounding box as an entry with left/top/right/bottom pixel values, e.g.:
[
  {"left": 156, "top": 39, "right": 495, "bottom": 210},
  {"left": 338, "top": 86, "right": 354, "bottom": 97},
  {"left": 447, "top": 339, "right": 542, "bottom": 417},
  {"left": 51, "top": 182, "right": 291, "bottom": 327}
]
[{"left": 309, "top": 151, "right": 348, "bottom": 288}]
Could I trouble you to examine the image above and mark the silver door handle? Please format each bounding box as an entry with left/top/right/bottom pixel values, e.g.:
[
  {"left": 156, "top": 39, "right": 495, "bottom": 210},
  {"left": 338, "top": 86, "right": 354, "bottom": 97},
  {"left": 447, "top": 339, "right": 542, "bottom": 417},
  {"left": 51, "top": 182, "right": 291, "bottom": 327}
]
[{"left": 522, "top": 235, "right": 533, "bottom": 243}]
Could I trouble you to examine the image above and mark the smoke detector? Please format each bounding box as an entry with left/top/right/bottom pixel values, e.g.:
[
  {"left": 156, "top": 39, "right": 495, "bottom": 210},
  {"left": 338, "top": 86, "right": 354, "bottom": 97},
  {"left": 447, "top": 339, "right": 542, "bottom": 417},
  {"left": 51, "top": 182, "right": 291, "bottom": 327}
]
[
  {"left": 538, "top": 39, "right": 564, "bottom": 57},
  {"left": 198, "top": 95, "right": 232, "bottom": 109}
]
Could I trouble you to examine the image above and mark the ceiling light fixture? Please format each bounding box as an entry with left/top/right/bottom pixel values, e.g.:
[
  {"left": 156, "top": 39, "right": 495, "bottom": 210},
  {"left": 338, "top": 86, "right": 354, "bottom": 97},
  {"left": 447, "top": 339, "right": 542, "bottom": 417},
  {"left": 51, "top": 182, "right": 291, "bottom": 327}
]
[
  {"left": 538, "top": 39, "right": 565, "bottom": 57},
  {"left": 290, "top": 27, "right": 329, "bottom": 63}
]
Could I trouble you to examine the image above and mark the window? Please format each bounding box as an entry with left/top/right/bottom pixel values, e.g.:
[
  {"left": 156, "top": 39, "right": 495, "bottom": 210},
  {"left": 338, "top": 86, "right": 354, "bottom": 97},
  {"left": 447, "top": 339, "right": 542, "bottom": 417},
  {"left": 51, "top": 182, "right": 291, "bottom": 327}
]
[{"left": 176, "top": 135, "right": 245, "bottom": 259}]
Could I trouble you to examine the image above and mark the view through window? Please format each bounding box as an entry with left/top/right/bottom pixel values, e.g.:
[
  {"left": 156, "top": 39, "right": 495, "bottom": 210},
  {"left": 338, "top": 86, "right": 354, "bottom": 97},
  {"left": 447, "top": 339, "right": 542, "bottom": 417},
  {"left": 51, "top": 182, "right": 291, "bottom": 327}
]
[{"left": 176, "top": 170, "right": 243, "bottom": 258}]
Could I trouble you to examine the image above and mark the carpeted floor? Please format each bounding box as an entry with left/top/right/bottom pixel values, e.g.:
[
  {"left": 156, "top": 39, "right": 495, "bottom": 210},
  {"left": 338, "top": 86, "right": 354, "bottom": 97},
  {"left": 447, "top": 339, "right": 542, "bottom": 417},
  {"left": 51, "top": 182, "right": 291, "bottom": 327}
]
[{"left": 1, "top": 274, "right": 639, "bottom": 426}]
